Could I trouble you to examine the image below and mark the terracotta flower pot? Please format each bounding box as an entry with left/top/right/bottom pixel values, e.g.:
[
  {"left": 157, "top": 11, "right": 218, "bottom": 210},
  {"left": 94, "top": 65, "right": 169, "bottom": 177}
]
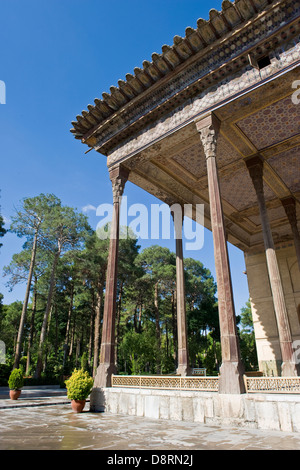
[
  {"left": 9, "top": 389, "right": 21, "bottom": 400},
  {"left": 71, "top": 399, "right": 86, "bottom": 413}
]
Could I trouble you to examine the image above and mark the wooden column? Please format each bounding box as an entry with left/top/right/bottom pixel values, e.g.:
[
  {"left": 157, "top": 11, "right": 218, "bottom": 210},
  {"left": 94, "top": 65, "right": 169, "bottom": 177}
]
[
  {"left": 93, "top": 165, "right": 129, "bottom": 388},
  {"left": 246, "top": 156, "right": 298, "bottom": 377},
  {"left": 281, "top": 197, "right": 300, "bottom": 271},
  {"left": 196, "top": 113, "right": 245, "bottom": 394},
  {"left": 171, "top": 206, "right": 191, "bottom": 376}
]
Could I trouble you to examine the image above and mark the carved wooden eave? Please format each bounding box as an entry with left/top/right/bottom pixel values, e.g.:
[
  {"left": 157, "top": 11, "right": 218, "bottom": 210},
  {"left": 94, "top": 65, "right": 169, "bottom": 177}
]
[
  {"left": 71, "top": 0, "right": 297, "bottom": 153},
  {"left": 71, "top": 0, "right": 300, "bottom": 253}
]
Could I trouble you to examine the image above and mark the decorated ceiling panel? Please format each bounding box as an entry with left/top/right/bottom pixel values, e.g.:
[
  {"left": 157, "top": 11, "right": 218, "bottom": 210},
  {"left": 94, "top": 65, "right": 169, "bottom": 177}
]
[
  {"left": 248, "top": 205, "right": 287, "bottom": 226},
  {"left": 169, "top": 134, "right": 241, "bottom": 182},
  {"left": 219, "top": 166, "right": 276, "bottom": 212},
  {"left": 236, "top": 96, "right": 300, "bottom": 150},
  {"left": 267, "top": 145, "right": 300, "bottom": 193},
  {"left": 171, "top": 143, "right": 206, "bottom": 179}
]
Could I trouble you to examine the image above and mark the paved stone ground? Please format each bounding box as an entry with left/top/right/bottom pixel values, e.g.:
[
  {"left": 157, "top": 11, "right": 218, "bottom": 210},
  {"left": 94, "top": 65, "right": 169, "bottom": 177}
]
[
  {"left": 0, "top": 386, "right": 69, "bottom": 409},
  {"left": 0, "top": 406, "right": 297, "bottom": 450},
  {"left": 1, "top": 388, "right": 300, "bottom": 451}
]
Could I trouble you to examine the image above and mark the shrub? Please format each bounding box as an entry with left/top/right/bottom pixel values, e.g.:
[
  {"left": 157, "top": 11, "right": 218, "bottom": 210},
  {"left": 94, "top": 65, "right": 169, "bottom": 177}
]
[
  {"left": 65, "top": 369, "right": 93, "bottom": 400},
  {"left": 8, "top": 369, "right": 24, "bottom": 390}
]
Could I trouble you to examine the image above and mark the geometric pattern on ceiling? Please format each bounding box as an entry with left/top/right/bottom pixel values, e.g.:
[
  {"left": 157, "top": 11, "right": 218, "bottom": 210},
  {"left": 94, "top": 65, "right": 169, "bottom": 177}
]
[
  {"left": 171, "top": 134, "right": 241, "bottom": 180},
  {"left": 236, "top": 96, "right": 300, "bottom": 150},
  {"left": 267, "top": 145, "right": 300, "bottom": 193},
  {"left": 219, "top": 166, "right": 275, "bottom": 212},
  {"left": 143, "top": 84, "right": 299, "bottom": 248},
  {"left": 248, "top": 204, "right": 287, "bottom": 226},
  {"left": 171, "top": 142, "right": 206, "bottom": 179},
  {"left": 216, "top": 134, "right": 242, "bottom": 168}
]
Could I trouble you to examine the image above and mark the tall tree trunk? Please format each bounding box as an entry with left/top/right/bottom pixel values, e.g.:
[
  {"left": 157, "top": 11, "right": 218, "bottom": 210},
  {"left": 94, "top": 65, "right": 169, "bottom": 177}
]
[
  {"left": 115, "top": 282, "right": 123, "bottom": 366},
  {"left": 166, "top": 319, "right": 169, "bottom": 357},
  {"left": 88, "top": 293, "right": 95, "bottom": 368},
  {"left": 47, "top": 305, "right": 53, "bottom": 335},
  {"left": 75, "top": 337, "right": 81, "bottom": 368},
  {"left": 54, "top": 305, "right": 59, "bottom": 358},
  {"left": 171, "top": 289, "right": 178, "bottom": 368},
  {"left": 93, "top": 285, "right": 103, "bottom": 377},
  {"left": 154, "top": 281, "right": 161, "bottom": 374},
  {"left": 133, "top": 305, "right": 138, "bottom": 333},
  {"left": 69, "top": 312, "right": 76, "bottom": 358},
  {"left": 43, "top": 305, "right": 53, "bottom": 373},
  {"left": 35, "top": 250, "right": 60, "bottom": 378},
  {"left": 14, "top": 229, "right": 38, "bottom": 369},
  {"left": 64, "top": 284, "right": 74, "bottom": 347},
  {"left": 63, "top": 285, "right": 74, "bottom": 371},
  {"left": 26, "top": 275, "right": 37, "bottom": 375},
  {"left": 154, "top": 282, "right": 160, "bottom": 344},
  {"left": 138, "top": 301, "right": 142, "bottom": 333}
]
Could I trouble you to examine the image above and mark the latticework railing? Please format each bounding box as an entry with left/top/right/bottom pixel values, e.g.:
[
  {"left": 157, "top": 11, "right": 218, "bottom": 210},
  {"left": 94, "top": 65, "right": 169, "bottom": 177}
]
[
  {"left": 244, "top": 376, "right": 300, "bottom": 394},
  {"left": 112, "top": 375, "right": 300, "bottom": 394},
  {"left": 112, "top": 375, "right": 219, "bottom": 391}
]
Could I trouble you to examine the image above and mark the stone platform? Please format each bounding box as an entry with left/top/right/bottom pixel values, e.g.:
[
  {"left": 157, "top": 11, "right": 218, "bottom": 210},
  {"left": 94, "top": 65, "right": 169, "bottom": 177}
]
[
  {"left": 1, "top": 386, "right": 300, "bottom": 450},
  {"left": 92, "top": 387, "right": 300, "bottom": 433}
]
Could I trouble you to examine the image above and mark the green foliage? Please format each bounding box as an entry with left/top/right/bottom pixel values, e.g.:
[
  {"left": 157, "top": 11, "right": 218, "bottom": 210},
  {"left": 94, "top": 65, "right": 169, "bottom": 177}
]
[
  {"left": 238, "top": 300, "right": 258, "bottom": 371},
  {"left": 119, "top": 326, "right": 158, "bottom": 374},
  {"left": 194, "top": 334, "right": 222, "bottom": 375},
  {"left": 0, "top": 301, "right": 23, "bottom": 353},
  {"left": 1, "top": 192, "right": 258, "bottom": 381},
  {"left": 135, "top": 245, "right": 176, "bottom": 287},
  {"left": 0, "top": 214, "right": 6, "bottom": 248},
  {"left": 23, "top": 376, "right": 62, "bottom": 386},
  {"left": 65, "top": 368, "right": 93, "bottom": 400},
  {"left": 80, "top": 352, "right": 88, "bottom": 371},
  {"left": 8, "top": 368, "right": 24, "bottom": 390},
  {"left": 0, "top": 364, "right": 11, "bottom": 386}
]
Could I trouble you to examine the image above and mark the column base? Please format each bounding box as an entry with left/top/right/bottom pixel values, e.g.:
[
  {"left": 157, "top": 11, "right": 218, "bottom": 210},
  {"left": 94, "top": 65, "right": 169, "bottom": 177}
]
[
  {"left": 90, "top": 363, "right": 116, "bottom": 412},
  {"left": 89, "top": 386, "right": 106, "bottom": 412},
  {"left": 94, "top": 362, "right": 116, "bottom": 388},
  {"left": 219, "top": 361, "right": 245, "bottom": 394},
  {"left": 176, "top": 364, "right": 192, "bottom": 377}
]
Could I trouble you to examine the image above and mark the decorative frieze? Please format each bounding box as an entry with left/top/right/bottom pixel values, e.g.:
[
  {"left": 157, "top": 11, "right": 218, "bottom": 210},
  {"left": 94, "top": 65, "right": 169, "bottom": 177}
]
[
  {"left": 106, "top": 36, "right": 300, "bottom": 167},
  {"left": 71, "top": 0, "right": 300, "bottom": 154}
]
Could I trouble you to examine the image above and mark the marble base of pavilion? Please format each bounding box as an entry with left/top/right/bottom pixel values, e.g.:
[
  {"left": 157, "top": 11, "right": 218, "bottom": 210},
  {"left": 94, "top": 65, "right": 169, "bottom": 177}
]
[{"left": 90, "top": 385, "right": 300, "bottom": 434}]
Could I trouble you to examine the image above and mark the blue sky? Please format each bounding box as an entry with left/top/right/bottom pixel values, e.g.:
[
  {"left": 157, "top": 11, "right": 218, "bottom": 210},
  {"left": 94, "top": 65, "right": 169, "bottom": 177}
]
[{"left": 0, "top": 0, "right": 249, "bottom": 313}]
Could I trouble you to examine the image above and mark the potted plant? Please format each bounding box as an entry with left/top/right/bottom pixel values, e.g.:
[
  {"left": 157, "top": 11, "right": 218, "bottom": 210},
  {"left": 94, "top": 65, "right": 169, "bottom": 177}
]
[
  {"left": 65, "top": 368, "right": 93, "bottom": 413},
  {"left": 8, "top": 368, "right": 24, "bottom": 400}
]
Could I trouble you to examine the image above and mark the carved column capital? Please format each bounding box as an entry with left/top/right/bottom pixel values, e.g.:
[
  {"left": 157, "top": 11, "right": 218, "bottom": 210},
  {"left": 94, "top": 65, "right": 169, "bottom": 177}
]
[
  {"left": 245, "top": 155, "right": 264, "bottom": 197},
  {"left": 195, "top": 113, "right": 220, "bottom": 159},
  {"left": 109, "top": 166, "right": 129, "bottom": 203},
  {"left": 281, "top": 197, "right": 297, "bottom": 228},
  {"left": 281, "top": 196, "right": 300, "bottom": 271}
]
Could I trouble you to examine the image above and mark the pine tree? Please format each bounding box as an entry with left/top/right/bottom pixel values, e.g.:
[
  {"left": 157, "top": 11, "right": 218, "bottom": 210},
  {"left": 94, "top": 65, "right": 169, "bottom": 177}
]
[{"left": 9, "top": 194, "right": 61, "bottom": 368}]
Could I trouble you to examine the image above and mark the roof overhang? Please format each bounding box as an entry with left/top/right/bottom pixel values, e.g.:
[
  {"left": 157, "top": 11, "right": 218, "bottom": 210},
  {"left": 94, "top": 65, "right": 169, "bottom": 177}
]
[{"left": 72, "top": 0, "right": 300, "bottom": 253}]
